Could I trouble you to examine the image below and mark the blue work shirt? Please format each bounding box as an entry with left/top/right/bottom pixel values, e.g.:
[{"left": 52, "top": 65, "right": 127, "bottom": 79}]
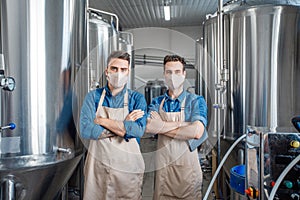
[
  {"left": 148, "top": 90, "right": 208, "bottom": 151},
  {"left": 80, "top": 84, "right": 147, "bottom": 142}
]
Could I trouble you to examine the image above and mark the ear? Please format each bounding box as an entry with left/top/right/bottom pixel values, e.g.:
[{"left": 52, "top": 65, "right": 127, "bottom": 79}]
[
  {"left": 183, "top": 70, "right": 186, "bottom": 77},
  {"left": 105, "top": 68, "right": 108, "bottom": 76}
]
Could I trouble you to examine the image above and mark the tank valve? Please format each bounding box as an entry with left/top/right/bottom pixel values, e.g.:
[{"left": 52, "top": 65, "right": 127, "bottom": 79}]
[
  {"left": 245, "top": 186, "right": 258, "bottom": 199},
  {"left": 0, "top": 123, "right": 16, "bottom": 131},
  {"left": 57, "top": 147, "right": 72, "bottom": 154}
]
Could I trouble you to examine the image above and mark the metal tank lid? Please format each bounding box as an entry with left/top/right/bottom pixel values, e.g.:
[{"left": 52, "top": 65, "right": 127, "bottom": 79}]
[
  {"left": 89, "top": 12, "right": 112, "bottom": 26},
  {"left": 206, "top": 0, "right": 300, "bottom": 19}
]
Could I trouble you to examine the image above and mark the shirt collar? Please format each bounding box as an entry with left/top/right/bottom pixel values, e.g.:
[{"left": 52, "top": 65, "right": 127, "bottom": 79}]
[
  {"left": 164, "top": 90, "right": 186, "bottom": 102},
  {"left": 104, "top": 84, "right": 127, "bottom": 97}
]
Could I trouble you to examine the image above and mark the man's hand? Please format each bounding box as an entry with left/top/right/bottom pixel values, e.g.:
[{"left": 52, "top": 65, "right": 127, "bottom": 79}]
[
  {"left": 94, "top": 116, "right": 104, "bottom": 125},
  {"left": 150, "top": 111, "right": 162, "bottom": 121},
  {"left": 125, "top": 109, "right": 144, "bottom": 121}
]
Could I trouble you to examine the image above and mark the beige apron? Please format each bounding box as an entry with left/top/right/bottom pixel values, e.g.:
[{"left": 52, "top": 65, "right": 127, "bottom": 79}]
[
  {"left": 153, "top": 97, "right": 202, "bottom": 200},
  {"left": 83, "top": 89, "right": 145, "bottom": 200}
]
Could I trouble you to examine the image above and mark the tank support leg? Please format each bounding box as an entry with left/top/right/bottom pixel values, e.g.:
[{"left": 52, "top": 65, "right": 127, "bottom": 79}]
[{"left": 1, "top": 178, "right": 16, "bottom": 200}]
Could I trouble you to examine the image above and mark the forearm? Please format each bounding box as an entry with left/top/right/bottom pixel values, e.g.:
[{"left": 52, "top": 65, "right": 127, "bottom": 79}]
[
  {"left": 161, "top": 121, "right": 205, "bottom": 140},
  {"left": 145, "top": 119, "right": 181, "bottom": 134},
  {"left": 94, "top": 118, "right": 126, "bottom": 137}
]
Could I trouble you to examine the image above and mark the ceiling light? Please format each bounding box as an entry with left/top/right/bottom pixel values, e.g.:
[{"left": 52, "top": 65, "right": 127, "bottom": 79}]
[
  {"left": 163, "top": 0, "right": 171, "bottom": 21},
  {"left": 164, "top": 5, "right": 170, "bottom": 21}
]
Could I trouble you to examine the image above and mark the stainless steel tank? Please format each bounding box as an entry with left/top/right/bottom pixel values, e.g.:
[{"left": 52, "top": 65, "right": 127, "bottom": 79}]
[
  {"left": 0, "top": 0, "right": 87, "bottom": 199},
  {"left": 201, "top": 16, "right": 221, "bottom": 138},
  {"left": 226, "top": 4, "right": 300, "bottom": 137},
  {"left": 202, "top": 3, "right": 300, "bottom": 139},
  {"left": 88, "top": 11, "right": 118, "bottom": 90},
  {"left": 144, "top": 80, "right": 167, "bottom": 105}
]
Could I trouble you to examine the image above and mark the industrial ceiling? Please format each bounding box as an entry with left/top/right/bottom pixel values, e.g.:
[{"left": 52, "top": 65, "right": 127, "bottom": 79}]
[{"left": 88, "top": 0, "right": 227, "bottom": 29}]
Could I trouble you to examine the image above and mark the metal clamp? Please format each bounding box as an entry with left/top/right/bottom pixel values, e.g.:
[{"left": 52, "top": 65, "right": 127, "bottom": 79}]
[
  {"left": 215, "top": 83, "right": 226, "bottom": 93},
  {"left": 221, "top": 68, "right": 229, "bottom": 82},
  {"left": 213, "top": 103, "right": 226, "bottom": 109}
]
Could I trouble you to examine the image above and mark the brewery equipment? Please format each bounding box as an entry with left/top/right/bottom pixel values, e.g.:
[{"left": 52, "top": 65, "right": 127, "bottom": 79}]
[
  {"left": 201, "top": 0, "right": 300, "bottom": 199},
  {"left": 87, "top": 8, "right": 134, "bottom": 90},
  {"left": 144, "top": 79, "right": 167, "bottom": 105},
  {"left": 0, "top": 0, "right": 87, "bottom": 199}
]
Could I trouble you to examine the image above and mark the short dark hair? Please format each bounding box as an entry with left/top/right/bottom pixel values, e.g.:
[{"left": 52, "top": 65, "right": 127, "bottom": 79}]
[
  {"left": 107, "top": 50, "right": 130, "bottom": 66},
  {"left": 163, "top": 55, "right": 186, "bottom": 71}
]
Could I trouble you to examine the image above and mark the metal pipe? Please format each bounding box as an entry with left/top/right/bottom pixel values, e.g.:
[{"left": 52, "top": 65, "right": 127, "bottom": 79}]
[
  {"left": 86, "top": 7, "right": 90, "bottom": 91},
  {"left": 216, "top": 0, "right": 225, "bottom": 198},
  {"left": 216, "top": 0, "right": 225, "bottom": 161},
  {"left": 0, "top": 1, "right": 3, "bottom": 144},
  {"left": 269, "top": 154, "right": 300, "bottom": 200},
  {"left": 87, "top": 8, "right": 119, "bottom": 32},
  {"left": 259, "top": 132, "right": 264, "bottom": 200}
]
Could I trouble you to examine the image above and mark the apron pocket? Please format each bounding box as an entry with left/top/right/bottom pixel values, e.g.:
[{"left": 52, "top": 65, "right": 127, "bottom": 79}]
[
  {"left": 161, "top": 164, "right": 196, "bottom": 199},
  {"left": 110, "top": 168, "right": 143, "bottom": 199}
]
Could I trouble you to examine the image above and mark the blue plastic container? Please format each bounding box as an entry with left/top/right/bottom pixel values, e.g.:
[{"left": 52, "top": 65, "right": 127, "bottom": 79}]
[{"left": 230, "top": 165, "right": 246, "bottom": 195}]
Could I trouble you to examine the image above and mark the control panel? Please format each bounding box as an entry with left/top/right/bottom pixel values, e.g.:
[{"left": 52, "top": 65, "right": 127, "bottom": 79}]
[{"left": 268, "top": 133, "right": 300, "bottom": 199}]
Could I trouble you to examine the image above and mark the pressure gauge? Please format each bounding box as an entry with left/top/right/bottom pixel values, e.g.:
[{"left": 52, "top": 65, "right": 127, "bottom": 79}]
[{"left": 1, "top": 77, "right": 16, "bottom": 91}]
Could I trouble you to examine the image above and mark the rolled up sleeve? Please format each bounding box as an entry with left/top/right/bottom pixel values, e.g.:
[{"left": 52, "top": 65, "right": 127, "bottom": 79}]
[
  {"left": 191, "top": 96, "right": 208, "bottom": 127},
  {"left": 123, "top": 92, "right": 147, "bottom": 138},
  {"left": 187, "top": 95, "right": 208, "bottom": 151},
  {"left": 80, "top": 92, "right": 104, "bottom": 140}
]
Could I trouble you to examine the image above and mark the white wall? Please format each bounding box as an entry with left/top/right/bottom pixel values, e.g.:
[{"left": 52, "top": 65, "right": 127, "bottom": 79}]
[{"left": 124, "top": 26, "right": 202, "bottom": 94}]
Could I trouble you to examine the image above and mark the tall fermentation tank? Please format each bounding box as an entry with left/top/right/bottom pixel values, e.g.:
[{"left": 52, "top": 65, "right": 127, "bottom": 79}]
[
  {"left": 88, "top": 10, "right": 134, "bottom": 90},
  {"left": 0, "top": 0, "right": 87, "bottom": 199},
  {"left": 198, "top": 22, "right": 220, "bottom": 137},
  {"left": 202, "top": 2, "right": 300, "bottom": 139},
  {"left": 88, "top": 11, "right": 118, "bottom": 90}
]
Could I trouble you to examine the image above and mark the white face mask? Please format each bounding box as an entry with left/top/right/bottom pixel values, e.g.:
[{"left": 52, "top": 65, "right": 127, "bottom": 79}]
[
  {"left": 165, "top": 74, "right": 185, "bottom": 90},
  {"left": 107, "top": 72, "right": 128, "bottom": 89}
]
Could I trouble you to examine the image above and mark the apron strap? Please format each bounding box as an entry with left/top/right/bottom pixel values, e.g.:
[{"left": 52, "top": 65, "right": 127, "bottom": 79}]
[
  {"left": 159, "top": 97, "right": 166, "bottom": 113},
  {"left": 159, "top": 97, "right": 186, "bottom": 121},
  {"left": 123, "top": 90, "right": 128, "bottom": 117},
  {"left": 97, "top": 89, "right": 129, "bottom": 118},
  {"left": 97, "top": 89, "right": 106, "bottom": 111},
  {"left": 180, "top": 98, "right": 186, "bottom": 121},
  {"left": 94, "top": 88, "right": 102, "bottom": 110}
]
